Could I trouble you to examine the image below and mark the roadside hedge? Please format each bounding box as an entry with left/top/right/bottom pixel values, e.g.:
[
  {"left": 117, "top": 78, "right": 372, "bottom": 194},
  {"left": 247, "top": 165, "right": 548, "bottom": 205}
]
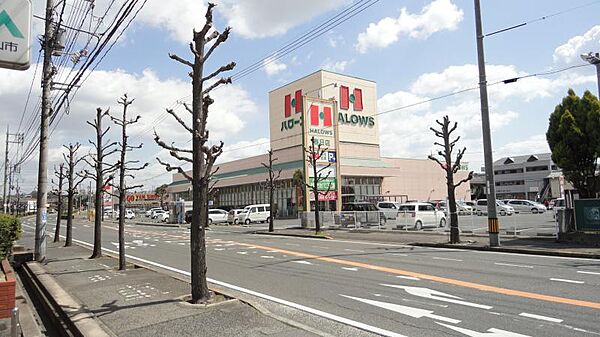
[{"left": 0, "top": 214, "right": 22, "bottom": 260}]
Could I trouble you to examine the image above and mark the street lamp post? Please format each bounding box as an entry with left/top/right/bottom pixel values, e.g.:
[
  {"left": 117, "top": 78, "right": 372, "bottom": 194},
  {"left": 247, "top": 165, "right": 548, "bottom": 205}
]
[{"left": 580, "top": 52, "right": 600, "bottom": 97}]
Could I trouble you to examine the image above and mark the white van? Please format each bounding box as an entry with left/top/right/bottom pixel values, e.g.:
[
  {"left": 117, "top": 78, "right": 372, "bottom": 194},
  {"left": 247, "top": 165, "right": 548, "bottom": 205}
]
[{"left": 238, "top": 204, "right": 271, "bottom": 225}]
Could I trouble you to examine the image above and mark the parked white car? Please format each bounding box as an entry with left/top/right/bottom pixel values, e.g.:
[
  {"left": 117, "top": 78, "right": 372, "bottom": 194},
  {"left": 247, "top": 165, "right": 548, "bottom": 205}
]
[
  {"left": 117, "top": 209, "right": 135, "bottom": 220},
  {"left": 553, "top": 198, "right": 565, "bottom": 219},
  {"left": 505, "top": 199, "right": 547, "bottom": 214},
  {"left": 227, "top": 209, "right": 245, "bottom": 224},
  {"left": 146, "top": 207, "right": 163, "bottom": 217},
  {"left": 456, "top": 201, "right": 473, "bottom": 214},
  {"left": 238, "top": 204, "right": 271, "bottom": 225},
  {"left": 151, "top": 209, "right": 166, "bottom": 219},
  {"left": 376, "top": 201, "right": 401, "bottom": 220},
  {"left": 208, "top": 209, "right": 228, "bottom": 225},
  {"left": 396, "top": 202, "right": 446, "bottom": 230},
  {"left": 475, "top": 199, "right": 514, "bottom": 216},
  {"left": 157, "top": 210, "right": 170, "bottom": 222}
]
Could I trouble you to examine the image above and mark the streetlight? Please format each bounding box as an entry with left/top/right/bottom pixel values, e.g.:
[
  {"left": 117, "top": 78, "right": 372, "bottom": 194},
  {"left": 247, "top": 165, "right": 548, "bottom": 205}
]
[{"left": 580, "top": 52, "right": 600, "bottom": 97}]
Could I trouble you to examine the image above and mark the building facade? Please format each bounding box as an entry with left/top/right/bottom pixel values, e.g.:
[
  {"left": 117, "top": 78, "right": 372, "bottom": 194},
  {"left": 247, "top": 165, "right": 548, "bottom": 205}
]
[
  {"left": 493, "top": 153, "right": 560, "bottom": 201},
  {"left": 167, "top": 70, "right": 470, "bottom": 217}
]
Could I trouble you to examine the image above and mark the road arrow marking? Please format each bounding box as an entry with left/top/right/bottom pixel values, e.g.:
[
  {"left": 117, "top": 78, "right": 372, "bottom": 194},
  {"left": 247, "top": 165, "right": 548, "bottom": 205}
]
[
  {"left": 381, "top": 284, "right": 493, "bottom": 310},
  {"left": 518, "top": 312, "right": 563, "bottom": 323},
  {"left": 341, "top": 294, "right": 460, "bottom": 324},
  {"left": 292, "top": 260, "right": 313, "bottom": 265},
  {"left": 550, "top": 278, "right": 584, "bottom": 284},
  {"left": 436, "top": 322, "right": 531, "bottom": 336}
]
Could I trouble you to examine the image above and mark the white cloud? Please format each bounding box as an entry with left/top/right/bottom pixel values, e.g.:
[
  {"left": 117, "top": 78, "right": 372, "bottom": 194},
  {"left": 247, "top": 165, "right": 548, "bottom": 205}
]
[
  {"left": 375, "top": 61, "right": 595, "bottom": 164},
  {"left": 553, "top": 25, "right": 600, "bottom": 64},
  {"left": 263, "top": 57, "right": 287, "bottom": 76},
  {"left": 137, "top": 0, "right": 208, "bottom": 43},
  {"left": 0, "top": 65, "right": 258, "bottom": 190},
  {"left": 356, "top": 0, "right": 463, "bottom": 53},
  {"left": 495, "top": 135, "right": 550, "bottom": 159},
  {"left": 216, "top": 0, "right": 350, "bottom": 39},
  {"left": 322, "top": 59, "right": 353, "bottom": 73},
  {"left": 218, "top": 138, "right": 270, "bottom": 163}
]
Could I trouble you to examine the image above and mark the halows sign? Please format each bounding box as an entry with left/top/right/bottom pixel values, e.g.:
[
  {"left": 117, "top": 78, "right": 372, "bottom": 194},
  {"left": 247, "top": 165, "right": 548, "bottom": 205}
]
[{"left": 281, "top": 85, "right": 375, "bottom": 132}]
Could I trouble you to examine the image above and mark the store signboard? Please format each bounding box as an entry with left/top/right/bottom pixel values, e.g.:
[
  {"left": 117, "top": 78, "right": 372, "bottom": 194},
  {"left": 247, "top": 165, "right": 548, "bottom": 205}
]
[
  {"left": 0, "top": 0, "right": 31, "bottom": 70},
  {"left": 303, "top": 97, "right": 341, "bottom": 206}
]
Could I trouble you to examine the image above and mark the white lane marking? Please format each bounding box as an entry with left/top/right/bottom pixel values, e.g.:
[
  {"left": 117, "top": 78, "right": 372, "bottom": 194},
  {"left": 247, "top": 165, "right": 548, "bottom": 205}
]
[
  {"left": 285, "top": 243, "right": 300, "bottom": 246},
  {"left": 344, "top": 249, "right": 365, "bottom": 253},
  {"left": 494, "top": 262, "right": 533, "bottom": 269},
  {"left": 237, "top": 251, "right": 248, "bottom": 255},
  {"left": 260, "top": 256, "right": 274, "bottom": 259},
  {"left": 518, "top": 312, "right": 563, "bottom": 323},
  {"left": 550, "top": 278, "right": 584, "bottom": 284},
  {"left": 396, "top": 276, "right": 420, "bottom": 281},
  {"left": 577, "top": 270, "right": 600, "bottom": 276},
  {"left": 292, "top": 260, "right": 313, "bottom": 265},
  {"left": 381, "top": 285, "right": 493, "bottom": 310},
  {"left": 341, "top": 294, "right": 460, "bottom": 324},
  {"left": 389, "top": 253, "right": 409, "bottom": 256},
  {"left": 68, "top": 238, "right": 407, "bottom": 337},
  {"left": 436, "top": 322, "right": 531, "bottom": 337},
  {"left": 432, "top": 257, "right": 463, "bottom": 262},
  {"left": 342, "top": 267, "right": 358, "bottom": 271},
  {"left": 214, "top": 248, "right": 225, "bottom": 251}
]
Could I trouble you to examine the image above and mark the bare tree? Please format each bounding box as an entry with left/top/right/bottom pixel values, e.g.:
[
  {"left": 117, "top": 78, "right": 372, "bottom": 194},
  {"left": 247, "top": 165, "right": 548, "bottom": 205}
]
[
  {"left": 261, "top": 150, "right": 281, "bottom": 233},
  {"left": 51, "top": 164, "right": 65, "bottom": 242},
  {"left": 155, "top": 184, "right": 168, "bottom": 208},
  {"left": 154, "top": 3, "right": 235, "bottom": 304},
  {"left": 82, "top": 108, "right": 118, "bottom": 258},
  {"left": 63, "top": 143, "right": 87, "bottom": 247},
  {"left": 304, "top": 136, "right": 333, "bottom": 234},
  {"left": 109, "top": 94, "right": 148, "bottom": 270},
  {"left": 428, "top": 116, "right": 473, "bottom": 244}
]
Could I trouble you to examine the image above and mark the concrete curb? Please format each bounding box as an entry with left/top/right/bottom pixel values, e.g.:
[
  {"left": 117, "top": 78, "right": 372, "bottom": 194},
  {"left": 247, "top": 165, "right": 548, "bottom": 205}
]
[
  {"left": 253, "top": 231, "right": 332, "bottom": 240},
  {"left": 411, "top": 242, "right": 600, "bottom": 259},
  {"left": 24, "top": 262, "right": 113, "bottom": 337}
]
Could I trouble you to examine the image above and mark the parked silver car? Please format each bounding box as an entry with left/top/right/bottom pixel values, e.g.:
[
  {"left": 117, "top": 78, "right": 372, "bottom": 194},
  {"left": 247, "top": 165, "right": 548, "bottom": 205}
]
[
  {"left": 505, "top": 199, "right": 546, "bottom": 214},
  {"left": 475, "top": 199, "right": 514, "bottom": 216}
]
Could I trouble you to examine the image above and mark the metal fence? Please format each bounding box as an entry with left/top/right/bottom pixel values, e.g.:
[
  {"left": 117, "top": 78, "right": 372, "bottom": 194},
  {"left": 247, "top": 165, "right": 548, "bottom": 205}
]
[{"left": 298, "top": 210, "right": 558, "bottom": 238}]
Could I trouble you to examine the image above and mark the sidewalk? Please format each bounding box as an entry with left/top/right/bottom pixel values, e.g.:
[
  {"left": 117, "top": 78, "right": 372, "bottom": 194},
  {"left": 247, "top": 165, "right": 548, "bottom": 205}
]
[
  {"left": 21, "top": 242, "right": 346, "bottom": 337},
  {"left": 255, "top": 228, "right": 600, "bottom": 259}
]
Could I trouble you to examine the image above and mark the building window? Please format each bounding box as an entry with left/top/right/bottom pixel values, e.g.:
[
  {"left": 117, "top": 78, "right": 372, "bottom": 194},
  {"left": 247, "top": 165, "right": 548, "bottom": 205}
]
[
  {"left": 494, "top": 168, "right": 523, "bottom": 175},
  {"left": 525, "top": 165, "right": 548, "bottom": 172}
]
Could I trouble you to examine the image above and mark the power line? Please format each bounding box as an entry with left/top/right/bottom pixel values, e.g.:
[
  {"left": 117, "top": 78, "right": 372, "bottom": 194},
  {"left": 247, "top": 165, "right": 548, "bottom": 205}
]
[{"left": 485, "top": 0, "right": 600, "bottom": 37}]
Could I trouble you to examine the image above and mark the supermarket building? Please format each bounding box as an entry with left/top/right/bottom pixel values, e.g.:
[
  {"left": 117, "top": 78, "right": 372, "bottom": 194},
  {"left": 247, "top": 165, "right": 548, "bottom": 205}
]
[{"left": 166, "top": 70, "right": 471, "bottom": 217}]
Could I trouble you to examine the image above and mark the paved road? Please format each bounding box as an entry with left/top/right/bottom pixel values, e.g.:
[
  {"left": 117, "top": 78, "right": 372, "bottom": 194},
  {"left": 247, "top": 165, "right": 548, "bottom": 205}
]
[{"left": 20, "top": 216, "right": 600, "bottom": 337}]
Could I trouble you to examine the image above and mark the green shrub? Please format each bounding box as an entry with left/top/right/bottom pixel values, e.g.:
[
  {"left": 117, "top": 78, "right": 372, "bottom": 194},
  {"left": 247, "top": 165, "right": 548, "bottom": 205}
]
[{"left": 0, "top": 214, "right": 21, "bottom": 260}]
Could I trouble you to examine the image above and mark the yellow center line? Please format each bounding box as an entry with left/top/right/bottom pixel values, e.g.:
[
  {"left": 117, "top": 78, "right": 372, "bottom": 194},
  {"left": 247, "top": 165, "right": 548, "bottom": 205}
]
[{"left": 230, "top": 241, "right": 600, "bottom": 310}]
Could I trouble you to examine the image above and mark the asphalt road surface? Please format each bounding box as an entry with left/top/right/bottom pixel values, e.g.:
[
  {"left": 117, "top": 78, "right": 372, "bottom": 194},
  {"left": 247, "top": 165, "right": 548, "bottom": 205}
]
[{"left": 20, "top": 216, "right": 600, "bottom": 337}]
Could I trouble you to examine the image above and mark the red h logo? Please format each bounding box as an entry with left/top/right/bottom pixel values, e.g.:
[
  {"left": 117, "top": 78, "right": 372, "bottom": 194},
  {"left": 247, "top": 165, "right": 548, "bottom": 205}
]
[
  {"left": 284, "top": 89, "right": 303, "bottom": 118},
  {"left": 310, "top": 105, "right": 332, "bottom": 127},
  {"left": 339, "top": 86, "right": 363, "bottom": 111}
]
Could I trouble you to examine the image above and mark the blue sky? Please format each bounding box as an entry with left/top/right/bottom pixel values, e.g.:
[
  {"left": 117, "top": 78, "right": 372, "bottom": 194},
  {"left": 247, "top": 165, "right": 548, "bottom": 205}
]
[{"left": 2, "top": 0, "right": 600, "bottom": 191}]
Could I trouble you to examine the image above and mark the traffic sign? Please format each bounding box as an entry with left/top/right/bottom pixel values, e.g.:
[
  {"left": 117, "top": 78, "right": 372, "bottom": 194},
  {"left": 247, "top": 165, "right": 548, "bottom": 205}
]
[{"left": 0, "top": 0, "right": 31, "bottom": 70}]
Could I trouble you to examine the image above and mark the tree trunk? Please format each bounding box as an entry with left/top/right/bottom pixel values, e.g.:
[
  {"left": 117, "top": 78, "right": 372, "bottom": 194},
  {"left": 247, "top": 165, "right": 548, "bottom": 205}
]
[
  {"left": 313, "top": 156, "right": 320, "bottom": 234},
  {"left": 189, "top": 32, "right": 210, "bottom": 304},
  {"left": 65, "top": 159, "right": 75, "bottom": 247},
  {"left": 54, "top": 193, "right": 62, "bottom": 242},
  {"left": 53, "top": 167, "right": 63, "bottom": 242},
  {"left": 91, "top": 111, "right": 104, "bottom": 259},
  {"left": 269, "top": 184, "right": 274, "bottom": 232}
]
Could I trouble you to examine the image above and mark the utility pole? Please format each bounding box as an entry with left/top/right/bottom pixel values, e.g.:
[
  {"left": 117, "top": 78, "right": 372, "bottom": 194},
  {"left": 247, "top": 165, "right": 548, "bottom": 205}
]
[
  {"left": 3, "top": 126, "right": 8, "bottom": 213},
  {"left": 580, "top": 52, "right": 600, "bottom": 97},
  {"left": 3, "top": 126, "right": 23, "bottom": 213},
  {"left": 474, "top": 0, "right": 499, "bottom": 247},
  {"left": 35, "top": 0, "right": 57, "bottom": 261}
]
